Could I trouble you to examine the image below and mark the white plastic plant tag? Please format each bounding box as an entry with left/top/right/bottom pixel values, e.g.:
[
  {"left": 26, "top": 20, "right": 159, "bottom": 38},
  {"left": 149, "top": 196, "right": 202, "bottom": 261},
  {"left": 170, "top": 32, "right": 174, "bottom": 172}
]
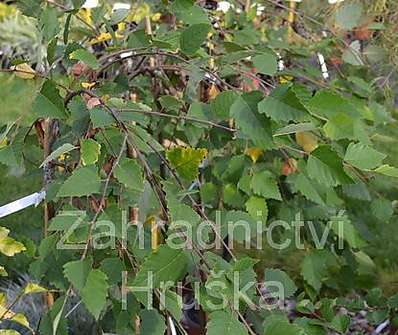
[{"left": 0, "top": 191, "right": 46, "bottom": 219}]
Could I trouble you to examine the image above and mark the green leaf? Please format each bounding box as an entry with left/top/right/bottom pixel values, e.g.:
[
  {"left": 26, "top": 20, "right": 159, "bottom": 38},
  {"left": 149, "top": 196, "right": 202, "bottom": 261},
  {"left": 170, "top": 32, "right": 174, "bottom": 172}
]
[
  {"left": 90, "top": 107, "right": 114, "bottom": 128},
  {"left": 371, "top": 198, "right": 393, "bottom": 222},
  {"left": 168, "top": 197, "right": 202, "bottom": 226},
  {"left": 49, "top": 211, "right": 87, "bottom": 231},
  {"left": 174, "top": 3, "right": 210, "bottom": 25},
  {"left": 210, "top": 90, "right": 238, "bottom": 119},
  {"left": 166, "top": 147, "right": 207, "bottom": 180},
  {"left": 180, "top": 23, "right": 211, "bottom": 55},
  {"left": 324, "top": 115, "right": 357, "bottom": 140},
  {"left": 57, "top": 166, "right": 101, "bottom": 197},
  {"left": 63, "top": 13, "right": 72, "bottom": 44},
  {"left": 330, "top": 314, "right": 350, "bottom": 333},
  {"left": 72, "top": 0, "right": 85, "bottom": 9},
  {"left": 0, "top": 145, "right": 20, "bottom": 167},
  {"left": 258, "top": 85, "right": 309, "bottom": 122},
  {"left": 252, "top": 52, "right": 277, "bottom": 75},
  {"left": 80, "top": 139, "right": 101, "bottom": 166},
  {"left": 140, "top": 310, "right": 166, "bottom": 335},
  {"left": 0, "top": 227, "right": 26, "bottom": 257},
  {"left": 388, "top": 293, "right": 398, "bottom": 309},
  {"left": 32, "top": 80, "right": 67, "bottom": 119},
  {"left": 39, "top": 6, "right": 60, "bottom": 41},
  {"left": 294, "top": 317, "right": 326, "bottom": 335},
  {"left": 131, "top": 245, "right": 188, "bottom": 288},
  {"left": 159, "top": 95, "right": 182, "bottom": 111},
  {"left": 330, "top": 213, "right": 366, "bottom": 249},
  {"left": 207, "top": 310, "right": 248, "bottom": 335},
  {"left": 301, "top": 250, "right": 335, "bottom": 293},
  {"left": 17, "top": 0, "right": 42, "bottom": 17},
  {"left": 223, "top": 183, "right": 245, "bottom": 208},
  {"left": 245, "top": 196, "right": 268, "bottom": 224},
  {"left": 127, "top": 29, "right": 151, "bottom": 48},
  {"left": 224, "top": 210, "right": 257, "bottom": 243},
  {"left": 264, "top": 268, "right": 297, "bottom": 299},
  {"left": 63, "top": 258, "right": 92, "bottom": 292},
  {"left": 100, "top": 258, "right": 124, "bottom": 285},
  {"left": 342, "top": 41, "right": 364, "bottom": 66},
  {"left": 230, "top": 94, "right": 273, "bottom": 149},
  {"left": 114, "top": 158, "right": 144, "bottom": 192},
  {"left": 307, "top": 90, "right": 359, "bottom": 120},
  {"left": 374, "top": 164, "right": 398, "bottom": 177},
  {"left": 250, "top": 171, "right": 282, "bottom": 200},
  {"left": 274, "top": 123, "right": 316, "bottom": 136},
  {"left": 40, "top": 143, "right": 76, "bottom": 168},
  {"left": 49, "top": 295, "right": 68, "bottom": 335},
  {"left": 0, "top": 74, "right": 38, "bottom": 122},
  {"left": 161, "top": 290, "right": 183, "bottom": 321},
  {"left": 130, "top": 125, "right": 164, "bottom": 153},
  {"left": 47, "top": 38, "right": 57, "bottom": 65},
  {"left": 81, "top": 269, "right": 109, "bottom": 320},
  {"left": 293, "top": 173, "right": 325, "bottom": 206},
  {"left": 69, "top": 49, "right": 99, "bottom": 70},
  {"left": 264, "top": 317, "right": 304, "bottom": 335},
  {"left": 307, "top": 145, "right": 352, "bottom": 187},
  {"left": 335, "top": 2, "right": 363, "bottom": 30},
  {"left": 344, "top": 142, "right": 386, "bottom": 170}
]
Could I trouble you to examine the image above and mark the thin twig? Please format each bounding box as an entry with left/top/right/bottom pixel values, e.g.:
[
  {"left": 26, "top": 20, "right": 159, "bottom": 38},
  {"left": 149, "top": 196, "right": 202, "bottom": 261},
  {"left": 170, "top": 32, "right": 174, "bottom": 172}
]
[
  {"left": 81, "top": 135, "right": 128, "bottom": 259},
  {"left": 120, "top": 108, "right": 236, "bottom": 132}
]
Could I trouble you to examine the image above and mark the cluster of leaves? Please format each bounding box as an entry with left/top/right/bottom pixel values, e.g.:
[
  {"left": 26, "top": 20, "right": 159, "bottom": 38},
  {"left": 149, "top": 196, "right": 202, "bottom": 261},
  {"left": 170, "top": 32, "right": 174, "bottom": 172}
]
[{"left": 0, "top": 0, "right": 398, "bottom": 334}]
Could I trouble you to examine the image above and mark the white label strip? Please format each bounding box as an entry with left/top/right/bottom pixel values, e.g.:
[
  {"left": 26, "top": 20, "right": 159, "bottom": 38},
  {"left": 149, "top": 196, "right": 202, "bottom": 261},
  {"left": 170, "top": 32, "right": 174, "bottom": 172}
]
[
  {"left": 168, "top": 316, "right": 177, "bottom": 335},
  {"left": 0, "top": 191, "right": 46, "bottom": 219},
  {"left": 317, "top": 52, "right": 329, "bottom": 80}
]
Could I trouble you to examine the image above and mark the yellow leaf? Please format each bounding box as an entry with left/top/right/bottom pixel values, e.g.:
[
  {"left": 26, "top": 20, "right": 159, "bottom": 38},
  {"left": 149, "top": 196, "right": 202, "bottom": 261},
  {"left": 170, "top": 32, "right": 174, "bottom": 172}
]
[
  {"left": 208, "top": 84, "right": 220, "bottom": 100},
  {"left": 152, "top": 12, "right": 161, "bottom": 22},
  {"left": 0, "top": 293, "right": 14, "bottom": 319},
  {"left": 23, "top": 283, "right": 47, "bottom": 294},
  {"left": 0, "top": 227, "right": 26, "bottom": 257},
  {"left": 11, "top": 63, "right": 35, "bottom": 80},
  {"left": 245, "top": 147, "right": 263, "bottom": 163},
  {"left": 11, "top": 313, "right": 30, "bottom": 329},
  {"left": 89, "top": 31, "right": 123, "bottom": 44},
  {"left": 81, "top": 82, "right": 96, "bottom": 89},
  {"left": 0, "top": 292, "right": 7, "bottom": 306},
  {"left": 208, "top": 57, "right": 215, "bottom": 69},
  {"left": 0, "top": 138, "right": 7, "bottom": 149},
  {"left": 279, "top": 75, "right": 293, "bottom": 84},
  {"left": 78, "top": 8, "right": 92, "bottom": 25},
  {"left": 295, "top": 132, "right": 318, "bottom": 153},
  {"left": 0, "top": 3, "right": 17, "bottom": 21},
  {"left": 0, "top": 265, "right": 7, "bottom": 277},
  {"left": 117, "top": 22, "right": 126, "bottom": 32},
  {"left": 0, "top": 329, "right": 22, "bottom": 335},
  {"left": 89, "top": 32, "right": 112, "bottom": 44},
  {"left": 127, "top": 3, "right": 150, "bottom": 22}
]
